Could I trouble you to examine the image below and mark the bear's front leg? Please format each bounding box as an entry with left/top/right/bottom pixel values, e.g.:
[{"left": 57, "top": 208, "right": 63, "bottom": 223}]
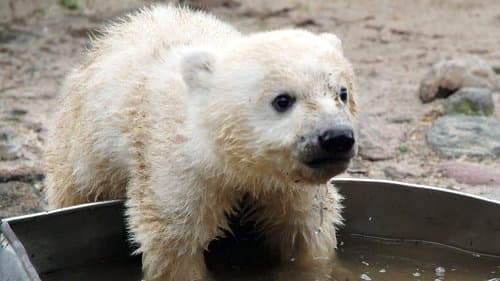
[
  {"left": 253, "top": 184, "right": 352, "bottom": 281},
  {"left": 126, "top": 178, "right": 236, "bottom": 281},
  {"left": 255, "top": 183, "right": 343, "bottom": 266}
]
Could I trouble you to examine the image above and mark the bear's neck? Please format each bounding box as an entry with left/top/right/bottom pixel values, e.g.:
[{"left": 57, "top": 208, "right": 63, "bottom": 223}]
[{"left": 175, "top": 133, "right": 309, "bottom": 196}]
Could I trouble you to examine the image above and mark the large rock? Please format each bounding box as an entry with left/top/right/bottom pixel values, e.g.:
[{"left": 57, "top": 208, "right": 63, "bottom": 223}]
[
  {"left": 358, "top": 114, "right": 404, "bottom": 161},
  {"left": 419, "top": 56, "right": 499, "bottom": 103},
  {"left": 427, "top": 115, "right": 500, "bottom": 158},
  {"left": 439, "top": 162, "right": 500, "bottom": 186},
  {"left": 445, "top": 87, "right": 494, "bottom": 116}
]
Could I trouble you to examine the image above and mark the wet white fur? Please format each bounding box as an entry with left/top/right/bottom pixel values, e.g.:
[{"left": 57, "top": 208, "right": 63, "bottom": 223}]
[{"left": 45, "top": 5, "right": 356, "bottom": 281}]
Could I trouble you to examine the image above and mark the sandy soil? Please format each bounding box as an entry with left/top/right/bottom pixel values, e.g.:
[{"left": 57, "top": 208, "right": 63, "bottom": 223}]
[{"left": 0, "top": 0, "right": 499, "bottom": 217}]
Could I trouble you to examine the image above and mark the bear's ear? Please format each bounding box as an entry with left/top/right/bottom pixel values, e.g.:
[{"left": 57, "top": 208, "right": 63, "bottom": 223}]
[
  {"left": 181, "top": 48, "right": 218, "bottom": 92},
  {"left": 320, "top": 33, "right": 343, "bottom": 53}
]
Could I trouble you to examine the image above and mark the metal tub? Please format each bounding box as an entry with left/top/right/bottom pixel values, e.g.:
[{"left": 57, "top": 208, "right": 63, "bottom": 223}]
[{"left": 1, "top": 179, "right": 500, "bottom": 280}]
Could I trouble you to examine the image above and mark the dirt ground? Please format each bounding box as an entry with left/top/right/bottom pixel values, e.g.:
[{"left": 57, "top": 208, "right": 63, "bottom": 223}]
[{"left": 0, "top": 0, "right": 499, "bottom": 218}]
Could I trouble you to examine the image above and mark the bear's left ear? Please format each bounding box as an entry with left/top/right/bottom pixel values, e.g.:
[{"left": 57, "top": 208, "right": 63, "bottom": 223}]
[
  {"left": 320, "top": 33, "right": 343, "bottom": 53},
  {"left": 181, "top": 48, "right": 218, "bottom": 92}
]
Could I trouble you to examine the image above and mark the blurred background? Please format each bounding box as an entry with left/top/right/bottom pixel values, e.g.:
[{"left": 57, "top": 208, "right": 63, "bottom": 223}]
[{"left": 0, "top": 0, "right": 499, "bottom": 218}]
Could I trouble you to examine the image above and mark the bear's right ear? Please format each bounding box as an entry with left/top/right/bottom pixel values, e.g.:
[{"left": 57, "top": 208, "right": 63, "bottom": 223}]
[
  {"left": 181, "top": 48, "right": 218, "bottom": 92},
  {"left": 320, "top": 33, "right": 343, "bottom": 54}
]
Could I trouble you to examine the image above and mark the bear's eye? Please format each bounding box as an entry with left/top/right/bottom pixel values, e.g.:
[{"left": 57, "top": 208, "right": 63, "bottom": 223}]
[
  {"left": 339, "top": 87, "right": 348, "bottom": 102},
  {"left": 272, "top": 93, "right": 296, "bottom": 113}
]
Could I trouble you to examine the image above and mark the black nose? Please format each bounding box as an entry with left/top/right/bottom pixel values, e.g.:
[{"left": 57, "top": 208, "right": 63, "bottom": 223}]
[{"left": 318, "top": 128, "right": 355, "bottom": 153}]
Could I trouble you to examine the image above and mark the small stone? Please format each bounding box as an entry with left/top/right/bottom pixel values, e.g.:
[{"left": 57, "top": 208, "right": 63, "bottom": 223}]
[
  {"left": 33, "top": 182, "right": 44, "bottom": 191},
  {"left": 0, "top": 127, "right": 15, "bottom": 141},
  {"left": 439, "top": 162, "right": 500, "bottom": 186},
  {"left": 347, "top": 164, "right": 369, "bottom": 175},
  {"left": 0, "top": 143, "right": 21, "bottom": 161},
  {"left": 427, "top": 115, "right": 500, "bottom": 158},
  {"left": 383, "top": 164, "right": 421, "bottom": 179},
  {"left": 9, "top": 108, "right": 28, "bottom": 116},
  {"left": 419, "top": 56, "right": 499, "bottom": 103},
  {"left": 445, "top": 87, "right": 494, "bottom": 116}
]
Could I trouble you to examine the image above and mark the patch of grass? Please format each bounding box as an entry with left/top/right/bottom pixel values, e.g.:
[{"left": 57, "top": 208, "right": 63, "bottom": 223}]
[
  {"left": 399, "top": 144, "right": 409, "bottom": 154},
  {"left": 453, "top": 99, "right": 476, "bottom": 115},
  {"left": 59, "top": 0, "right": 78, "bottom": 10},
  {"left": 493, "top": 66, "right": 500, "bottom": 75},
  {"left": 34, "top": 6, "right": 46, "bottom": 15},
  {"left": 5, "top": 115, "right": 20, "bottom": 122},
  {"left": 484, "top": 105, "right": 494, "bottom": 116},
  {"left": 452, "top": 98, "right": 494, "bottom": 116}
]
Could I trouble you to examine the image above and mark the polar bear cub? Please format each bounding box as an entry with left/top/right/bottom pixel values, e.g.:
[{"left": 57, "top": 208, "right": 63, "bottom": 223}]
[{"left": 45, "top": 5, "right": 357, "bottom": 281}]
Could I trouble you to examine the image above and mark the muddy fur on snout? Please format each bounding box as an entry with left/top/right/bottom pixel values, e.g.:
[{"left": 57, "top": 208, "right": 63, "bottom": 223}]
[{"left": 45, "top": 4, "right": 357, "bottom": 281}]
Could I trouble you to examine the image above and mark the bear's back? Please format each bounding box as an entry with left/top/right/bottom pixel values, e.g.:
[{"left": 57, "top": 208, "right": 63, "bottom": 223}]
[
  {"left": 45, "top": 5, "right": 242, "bottom": 208},
  {"left": 91, "top": 5, "right": 241, "bottom": 59}
]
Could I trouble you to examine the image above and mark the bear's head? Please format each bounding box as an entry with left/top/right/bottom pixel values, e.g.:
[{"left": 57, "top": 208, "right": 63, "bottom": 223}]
[{"left": 181, "top": 30, "right": 357, "bottom": 186}]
